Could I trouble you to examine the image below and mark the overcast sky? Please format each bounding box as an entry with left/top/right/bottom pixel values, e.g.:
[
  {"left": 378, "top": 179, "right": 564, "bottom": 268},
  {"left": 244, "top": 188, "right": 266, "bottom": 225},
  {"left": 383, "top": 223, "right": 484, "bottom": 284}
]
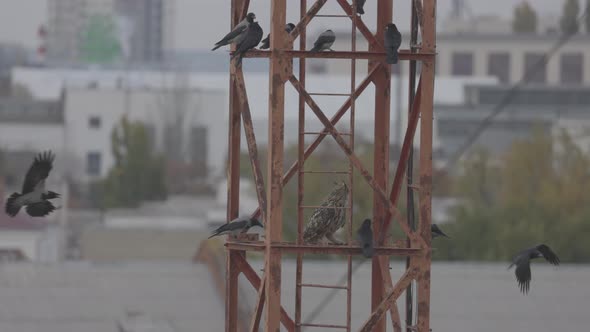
[{"left": 0, "top": 0, "right": 565, "bottom": 51}]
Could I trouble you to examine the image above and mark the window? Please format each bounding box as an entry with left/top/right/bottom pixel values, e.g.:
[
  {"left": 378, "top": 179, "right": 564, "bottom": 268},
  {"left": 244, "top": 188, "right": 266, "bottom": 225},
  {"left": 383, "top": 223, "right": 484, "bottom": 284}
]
[
  {"left": 524, "top": 53, "right": 546, "bottom": 84},
  {"left": 560, "top": 53, "right": 583, "bottom": 84},
  {"left": 88, "top": 116, "right": 101, "bottom": 129},
  {"left": 451, "top": 52, "right": 473, "bottom": 76},
  {"left": 86, "top": 152, "right": 101, "bottom": 176},
  {"left": 487, "top": 53, "right": 510, "bottom": 83}
]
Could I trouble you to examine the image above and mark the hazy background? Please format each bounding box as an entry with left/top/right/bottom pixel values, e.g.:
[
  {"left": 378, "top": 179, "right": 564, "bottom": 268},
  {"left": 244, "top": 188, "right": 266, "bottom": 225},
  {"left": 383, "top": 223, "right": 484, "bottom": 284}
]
[{"left": 0, "top": 1, "right": 589, "bottom": 331}]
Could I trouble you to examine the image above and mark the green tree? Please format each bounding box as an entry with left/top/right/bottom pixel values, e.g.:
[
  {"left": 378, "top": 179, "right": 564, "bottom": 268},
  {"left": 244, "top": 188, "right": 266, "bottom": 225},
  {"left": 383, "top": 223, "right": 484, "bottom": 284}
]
[
  {"left": 101, "top": 116, "right": 167, "bottom": 208},
  {"left": 512, "top": 1, "right": 538, "bottom": 33},
  {"left": 79, "top": 14, "right": 122, "bottom": 64},
  {"left": 560, "top": 0, "right": 580, "bottom": 34},
  {"left": 435, "top": 128, "right": 590, "bottom": 262}
]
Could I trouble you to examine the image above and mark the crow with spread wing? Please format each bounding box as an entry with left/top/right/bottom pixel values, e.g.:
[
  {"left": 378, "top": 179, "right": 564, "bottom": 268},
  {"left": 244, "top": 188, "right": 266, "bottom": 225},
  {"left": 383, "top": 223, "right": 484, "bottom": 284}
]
[
  {"left": 508, "top": 244, "right": 560, "bottom": 294},
  {"left": 211, "top": 12, "right": 256, "bottom": 51},
  {"left": 5, "top": 151, "right": 60, "bottom": 217}
]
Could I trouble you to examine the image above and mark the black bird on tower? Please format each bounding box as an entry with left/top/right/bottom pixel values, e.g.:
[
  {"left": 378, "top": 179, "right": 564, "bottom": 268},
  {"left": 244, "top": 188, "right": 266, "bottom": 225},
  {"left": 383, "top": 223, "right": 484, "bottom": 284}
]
[
  {"left": 211, "top": 12, "right": 256, "bottom": 51},
  {"left": 508, "top": 244, "right": 560, "bottom": 294},
  {"left": 208, "top": 216, "right": 264, "bottom": 239},
  {"left": 384, "top": 23, "right": 402, "bottom": 64},
  {"left": 5, "top": 151, "right": 60, "bottom": 217},
  {"left": 356, "top": 0, "right": 367, "bottom": 15},
  {"left": 259, "top": 23, "right": 296, "bottom": 50},
  {"left": 356, "top": 219, "right": 374, "bottom": 258},
  {"left": 310, "top": 30, "right": 336, "bottom": 52},
  {"left": 232, "top": 21, "right": 263, "bottom": 67}
]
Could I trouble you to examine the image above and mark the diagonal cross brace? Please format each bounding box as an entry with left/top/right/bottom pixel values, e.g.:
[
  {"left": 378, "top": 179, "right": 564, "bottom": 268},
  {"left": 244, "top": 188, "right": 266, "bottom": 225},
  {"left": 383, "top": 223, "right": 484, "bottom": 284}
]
[
  {"left": 233, "top": 254, "right": 295, "bottom": 331},
  {"left": 379, "top": 76, "right": 423, "bottom": 244},
  {"left": 289, "top": 0, "right": 327, "bottom": 43},
  {"left": 234, "top": 69, "right": 268, "bottom": 222},
  {"left": 335, "top": 0, "right": 384, "bottom": 51},
  {"left": 359, "top": 266, "right": 420, "bottom": 332},
  {"left": 288, "top": 75, "right": 426, "bottom": 248},
  {"left": 249, "top": 277, "right": 265, "bottom": 332},
  {"left": 249, "top": 65, "right": 382, "bottom": 220}
]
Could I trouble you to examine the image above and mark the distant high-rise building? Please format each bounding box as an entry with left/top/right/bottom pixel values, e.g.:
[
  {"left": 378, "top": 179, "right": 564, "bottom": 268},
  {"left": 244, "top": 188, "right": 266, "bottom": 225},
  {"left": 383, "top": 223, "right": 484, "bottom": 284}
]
[
  {"left": 47, "top": 0, "right": 116, "bottom": 63},
  {"left": 115, "top": 0, "right": 172, "bottom": 63},
  {"left": 46, "top": 0, "right": 173, "bottom": 64}
]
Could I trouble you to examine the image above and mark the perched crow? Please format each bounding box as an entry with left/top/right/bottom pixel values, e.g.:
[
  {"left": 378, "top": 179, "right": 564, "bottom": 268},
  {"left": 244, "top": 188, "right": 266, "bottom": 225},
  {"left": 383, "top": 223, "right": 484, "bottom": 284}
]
[
  {"left": 431, "top": 224, "right": 450, "bottom": 238},
  {"left": 310, "top": 30, "right": 336, "bottom": 52},
  {"left": 356, "top": 218, "right": 374, "bottom": 258},
  {"left": 208, "top": 216, "right": 264, "bottom": 239},
  {"left": 259, "top": 23, "right": 296, "bottom": 50},
  {"left": 356, "top": 0, "right": 366, "bottom": 15},
  {"left": 231, "top": 21, "right": 263, "bottom": 66},
  {"left": 303, "top": 181, "right": 348, "bottom": 244},
  {"left": 5, "top": 151, "right": 60, "bottom": 217},
  {"left": 508, "top": 244, "right": 560, "bottom": 294},
  {"left": 211, "top": 12, "right": 256, "bottom": 51},
  {"left": 384, "top": 23, "right": 402, "bottom": 64}
]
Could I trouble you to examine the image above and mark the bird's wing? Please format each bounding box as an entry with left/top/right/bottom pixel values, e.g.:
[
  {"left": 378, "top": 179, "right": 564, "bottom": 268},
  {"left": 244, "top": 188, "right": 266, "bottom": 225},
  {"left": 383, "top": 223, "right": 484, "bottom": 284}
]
[
  {"left": 514, "top": 258, "right": 532, "bottom": 294},
  {"left": 260, "top": 34, "right": 270, "bottom": 48},
  {"left": 234, "top": 24, "right": 263, "bottom": 56},
  {"left": 314, "top": 33, "right": 335, "bottom": 48},
  {"left": 536, "top": 244, "right": 560, "bottom": 265},
  {"left": 215, "top": 25, "right": 248, "bottom": 46},
  {"left": 22, "top": 151, "right": 54, "bottom": 194},
  {"left": 26, "top": 201, "right": 56, "bottom": 217}
]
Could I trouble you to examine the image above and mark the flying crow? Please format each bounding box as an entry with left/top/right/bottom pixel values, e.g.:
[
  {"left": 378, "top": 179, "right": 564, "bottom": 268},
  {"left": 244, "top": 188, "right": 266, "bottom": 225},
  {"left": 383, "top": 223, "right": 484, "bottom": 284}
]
[
  {"left": 356, "top": 0, "right": 366, "bottom": 15},
  {"left": 231, "top": 21, "right": 263, "bottom": 66},
  {"left": 211, "top": 12, "right": 256, "bottom": 51},
  {"left": 508, "top": 244, "right": 560, "bottom": 294},
  {"left": 356, "top": 218, "right": 374, "bottom": 258},
  {"left": 5, "top": 151, "right": 60, "bottom": 217},
  {"left": 259, "top": 23, "right": 296, "bottom": 50},
  {"left": 208, "top": 216, "right": 264, "bottom": 239},
  {"left": 310, "top": 29, "right": 336, "bottom": 52},
  {"left": 431, "top": 224, "right": 450, "bottom": 238},
  {"left": 384, "top": 23, "right": 402, "bottom": 64}
]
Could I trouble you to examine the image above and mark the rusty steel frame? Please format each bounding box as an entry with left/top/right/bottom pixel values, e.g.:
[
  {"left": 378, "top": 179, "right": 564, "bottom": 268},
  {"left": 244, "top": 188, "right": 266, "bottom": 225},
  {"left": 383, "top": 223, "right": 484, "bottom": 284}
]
[{"left": 223, "top": 1, "right": 436, "bottom": 331}]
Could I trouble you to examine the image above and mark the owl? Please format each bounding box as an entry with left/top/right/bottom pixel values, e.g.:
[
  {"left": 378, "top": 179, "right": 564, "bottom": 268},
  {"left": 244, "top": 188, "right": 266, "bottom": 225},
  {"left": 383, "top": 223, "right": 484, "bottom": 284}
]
[{"left": 303, "top": 181, "right": 349, "bottom": 244}]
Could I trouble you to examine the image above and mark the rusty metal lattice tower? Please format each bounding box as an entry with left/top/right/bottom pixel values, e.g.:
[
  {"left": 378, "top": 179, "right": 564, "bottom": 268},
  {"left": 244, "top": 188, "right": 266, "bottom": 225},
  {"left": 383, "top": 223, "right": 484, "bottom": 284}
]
[{"left": 224, "top": 1, "right": 436, "bottom": 331}]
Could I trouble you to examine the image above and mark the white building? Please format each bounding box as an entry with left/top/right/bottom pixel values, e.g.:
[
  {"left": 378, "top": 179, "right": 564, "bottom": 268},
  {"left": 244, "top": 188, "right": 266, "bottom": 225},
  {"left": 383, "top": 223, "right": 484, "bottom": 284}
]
[
  {"left": 325, "top": 30, "right": 590, "bottom": 85},
  {"left": 11, "top": 67, "right": 506, "bottom": 174},
  {"left": 9, "top": 67, "right": 226, "bottom": 183},
  {"left": 63, "top": 86, "right": 225, "bottom": 182}
]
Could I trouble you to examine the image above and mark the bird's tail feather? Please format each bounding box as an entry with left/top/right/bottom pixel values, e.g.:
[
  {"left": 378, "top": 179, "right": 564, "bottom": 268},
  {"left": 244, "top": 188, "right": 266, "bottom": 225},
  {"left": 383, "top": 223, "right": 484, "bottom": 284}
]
[
  {"left": 208, "top": 232, "right": 220, "bottom": 239},
  {"left": 232, "top": 54, "right": 243, "bottom": 67},
  {"left": 310, "top": 45, "right": 320, "bottom": 52},
  {"left": 362, "top": 244, "right": 374, "bottom": 258},
  {"left": 211, "top": 44, "right": 222, "bottom": 51},
  {"left": 386, "top": 52, "right": 399, "bottom": 65},
  {"left": 5, "top": 193, "right": 23, "bottom": 217}
]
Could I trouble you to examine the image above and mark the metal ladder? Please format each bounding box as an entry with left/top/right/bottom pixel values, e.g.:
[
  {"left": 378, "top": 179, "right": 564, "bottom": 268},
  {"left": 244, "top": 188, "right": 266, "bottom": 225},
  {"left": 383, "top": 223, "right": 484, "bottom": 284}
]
[{"left": 294, "top": 2, "right": 359, "bottom": 331}]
